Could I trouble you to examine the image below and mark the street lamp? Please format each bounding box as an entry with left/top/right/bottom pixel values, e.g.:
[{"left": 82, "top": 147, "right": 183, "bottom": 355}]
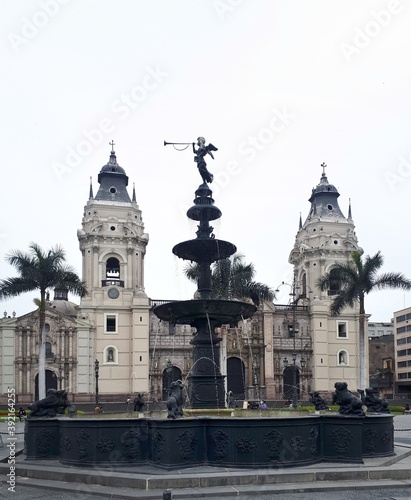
[
  {"left": 283, "top": 349, "right": 298, "bottom": 409},
  {"left": 277, "top": 275, "right": 305, "bottom": 410},
  {"left": 94, "top": 359, "right": 99, "bottom": 406}
]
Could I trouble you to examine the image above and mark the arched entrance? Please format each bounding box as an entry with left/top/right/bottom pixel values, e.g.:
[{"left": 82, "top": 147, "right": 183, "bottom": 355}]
[
  {"left": 227, "top": 357, "right": 245, "bottom": 399},
  {"left": 283, "top": 365, "right": 300, "bottom": 400},
  {"left": 162, "top": 364, "right": 182, "bottom": 401},
  {"left": 35, "top": 369, "right": 57, "bottom": 401}
]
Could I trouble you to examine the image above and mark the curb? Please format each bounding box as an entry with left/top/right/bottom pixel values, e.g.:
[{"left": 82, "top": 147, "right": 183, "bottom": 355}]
[{"left": 15, "top": 476, "right": 411, "bottom": 499}]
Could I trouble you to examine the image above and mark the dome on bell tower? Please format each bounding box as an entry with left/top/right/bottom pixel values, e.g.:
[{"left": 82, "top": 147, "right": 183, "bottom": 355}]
[
  {"left": 304, "top": 163, "right": 346, "bottom": 224},
  {"left": 289, "top": 162, "right": 361, "bottom": 273},
  {"left": 95, "top": 144, "right": 131, "bottom": 203}
]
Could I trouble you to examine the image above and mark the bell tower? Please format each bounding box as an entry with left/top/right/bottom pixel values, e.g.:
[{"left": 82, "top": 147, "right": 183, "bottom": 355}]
[
  {"left": 289, "top": 164, "right": 366, "bottom": 395},
  {"left": 77, "top": 145, "right": 150, "bottom": 397}
]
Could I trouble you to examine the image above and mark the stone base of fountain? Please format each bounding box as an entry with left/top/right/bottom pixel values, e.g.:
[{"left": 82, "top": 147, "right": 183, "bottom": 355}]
[{"left": 25, "top": 414, "right": 394, "bottom": 469}]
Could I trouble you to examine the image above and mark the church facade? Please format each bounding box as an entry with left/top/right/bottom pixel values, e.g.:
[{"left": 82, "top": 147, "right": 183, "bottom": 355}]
[{"left": 0, "top": 153, "right": 367, "bottom": 405}]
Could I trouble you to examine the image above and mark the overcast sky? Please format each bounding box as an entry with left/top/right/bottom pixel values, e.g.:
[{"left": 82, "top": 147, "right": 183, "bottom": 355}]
[{"left": 2, "top": 0, "right": 411, "bottom": 321}]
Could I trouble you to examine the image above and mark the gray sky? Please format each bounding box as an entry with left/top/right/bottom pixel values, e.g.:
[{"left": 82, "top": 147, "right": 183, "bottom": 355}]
[{"left": 2, "top": 0, "right": 411, "bottom": 321}]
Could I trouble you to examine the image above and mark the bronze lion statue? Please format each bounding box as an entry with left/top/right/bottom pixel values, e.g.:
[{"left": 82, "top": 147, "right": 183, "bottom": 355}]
[
  {"left": 166, "top": 380, "right": 184, "bottom": 419},
  {"left": 332, "top": 382, "right": 365, "bottom": 416}
]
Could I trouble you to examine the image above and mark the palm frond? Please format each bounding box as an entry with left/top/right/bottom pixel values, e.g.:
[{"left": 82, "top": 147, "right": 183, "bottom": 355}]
[
  {"left": 318, "top": 250, "right": 411, "bottom": 317},
  {"left": 373, "top": 273, "right": 411, "bottom": 291}
]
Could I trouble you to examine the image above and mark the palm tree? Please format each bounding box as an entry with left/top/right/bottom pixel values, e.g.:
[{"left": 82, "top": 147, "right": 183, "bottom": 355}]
[
  {"left": 317, "top": 250, "right": 411, "bottom": 389},
  {"left": 0, "top": 243, "right": 87, "bottom": 400},
  {"left": 184, "top": 253, "right": 275, "bottom": 305}
]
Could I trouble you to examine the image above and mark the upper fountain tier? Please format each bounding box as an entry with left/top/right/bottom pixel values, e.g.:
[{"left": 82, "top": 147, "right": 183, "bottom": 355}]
[
  {"left": 172, "top": 183, "right": 236, "bottom": 263},
  {"left": 154, "top": 180, "right": 256, "bottom": 324}
]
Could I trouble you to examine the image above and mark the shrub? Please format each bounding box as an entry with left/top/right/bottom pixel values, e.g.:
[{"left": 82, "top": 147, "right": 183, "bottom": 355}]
[{"left": 389, "top": 405, "right": 407, "bottom": 413}]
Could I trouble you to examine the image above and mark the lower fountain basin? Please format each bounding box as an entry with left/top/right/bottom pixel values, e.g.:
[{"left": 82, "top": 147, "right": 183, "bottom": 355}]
[
  {"left": 25, "top": 414, "right": 394, "bottom": 469},
  {"left": 153, "top": 299, "right": 257, "bottom": 325}
]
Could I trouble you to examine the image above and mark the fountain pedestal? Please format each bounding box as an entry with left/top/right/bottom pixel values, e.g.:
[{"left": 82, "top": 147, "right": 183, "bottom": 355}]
[
  {"left": 154, "top": 182, "right": 256, "bottom": 408},
  {"left": 25, "top": 414, "right": 395, "bottom": 468}
]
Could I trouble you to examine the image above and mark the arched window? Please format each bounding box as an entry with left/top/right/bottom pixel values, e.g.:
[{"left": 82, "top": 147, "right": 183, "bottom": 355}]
[
  {"left": 328, "top": 268, "right": 340, "bottom": 296},
  {"left": 337, "top": 350, "right": 349, "bottom": 365},
  {"left": 45, "top": 342, "right": 53, "bottom": 358},
  {"left": 106, "top": 257, "right": 120, "bottom": 279},
  {"left": 103, "top": 257, "right": 124, "bottom": 287}
]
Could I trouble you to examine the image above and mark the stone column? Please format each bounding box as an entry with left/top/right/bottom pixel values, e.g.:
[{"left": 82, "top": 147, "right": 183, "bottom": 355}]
[{"left": 93, "top": 245, "right": 99, "bottom": 288}]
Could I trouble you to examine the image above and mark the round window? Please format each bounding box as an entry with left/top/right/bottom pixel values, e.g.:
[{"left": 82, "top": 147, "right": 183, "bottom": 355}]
[
  {"left": 108, "top": 288, "right": 119, "bottom": 299},
  {"left": 327, "top": 204, "right": 333, "bottom": 211},
  {"left": 110, "top": 187, "right": 117, "bottom": 194}
]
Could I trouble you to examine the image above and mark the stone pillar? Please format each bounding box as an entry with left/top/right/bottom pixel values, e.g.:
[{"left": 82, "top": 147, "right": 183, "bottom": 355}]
[
  {"left": 93, "top": 245, "right": 99, "bottom": 288},
  {"left": 127, "top": 247, "right": 133, "bottom": 289},
  {"left": 263, "top": 312, "right": 276, "bottom": 399}
]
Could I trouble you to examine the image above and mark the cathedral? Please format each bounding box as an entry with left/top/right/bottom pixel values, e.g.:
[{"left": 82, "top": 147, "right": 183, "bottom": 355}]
[{"left": 0, "top": 150, "right": 367, "bottom": 405}]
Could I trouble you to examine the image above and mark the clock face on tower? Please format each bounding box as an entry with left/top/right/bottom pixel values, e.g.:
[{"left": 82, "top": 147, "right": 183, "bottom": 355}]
[{"left": 107, "top": 288, "right": 119, "bottom": 299}]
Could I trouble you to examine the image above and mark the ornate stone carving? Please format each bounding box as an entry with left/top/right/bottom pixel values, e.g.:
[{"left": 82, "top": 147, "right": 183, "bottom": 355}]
[
  {"left": 264, "top": 430, "right": 284, "bottom": 460},
  {"left": 120, "top": 430, "right": 141, "bottom": 460},
  {"left": 210, "top": 430, "right": 229, "bottom": 459},
  {"left": 237, "top": 437, "right": 257, "bottom": 454},
  {"left": 329, "top": 427, "right": 353, "bottom": 455},
  {"left": 381, "top": 431, "right": 392, "bottom": 445},
  {"left": 62, "top": 436, "right": 72, "bottom": 451},
  {"left": 290, "top": 436, "right": 306, "bottom": 453},
  {"left": 177, "top": 431, "right": 197, "bottom": 461},
  {"left": 35, "top": 429, "right": 54, "bottom": 456},
  {"left": 309, "top": 427, "right": 319, "bottom": 455},
  {"left": 96, "top": 436, "right": 115, "bottom": 453},
  {"left": 76, "top": 430, "right": 91, "bottom": 461},
  {"left": 152, "top": 430, "right": 165, "bottom": 461},
  {"left": 364, "top": 427, "right": 378, "bottom": 452}
]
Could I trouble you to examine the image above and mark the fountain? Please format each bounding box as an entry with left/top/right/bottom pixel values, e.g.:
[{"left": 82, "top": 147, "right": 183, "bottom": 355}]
[
  {"left": 153, "top": 174, "right": 256, "bottom": 408},
  {"left": 24, "top": 138, "right": 395, "bottom": 469}
]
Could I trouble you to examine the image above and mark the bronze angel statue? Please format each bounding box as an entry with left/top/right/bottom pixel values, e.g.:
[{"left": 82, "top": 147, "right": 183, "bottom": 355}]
[{"left": 193, "top": 137, "right": 218, "bottom": 184}]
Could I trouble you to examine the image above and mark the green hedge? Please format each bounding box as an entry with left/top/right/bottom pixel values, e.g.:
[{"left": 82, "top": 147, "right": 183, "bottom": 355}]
[{"left": 389, "top": 405, "right": 408, "bottom": 413}]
